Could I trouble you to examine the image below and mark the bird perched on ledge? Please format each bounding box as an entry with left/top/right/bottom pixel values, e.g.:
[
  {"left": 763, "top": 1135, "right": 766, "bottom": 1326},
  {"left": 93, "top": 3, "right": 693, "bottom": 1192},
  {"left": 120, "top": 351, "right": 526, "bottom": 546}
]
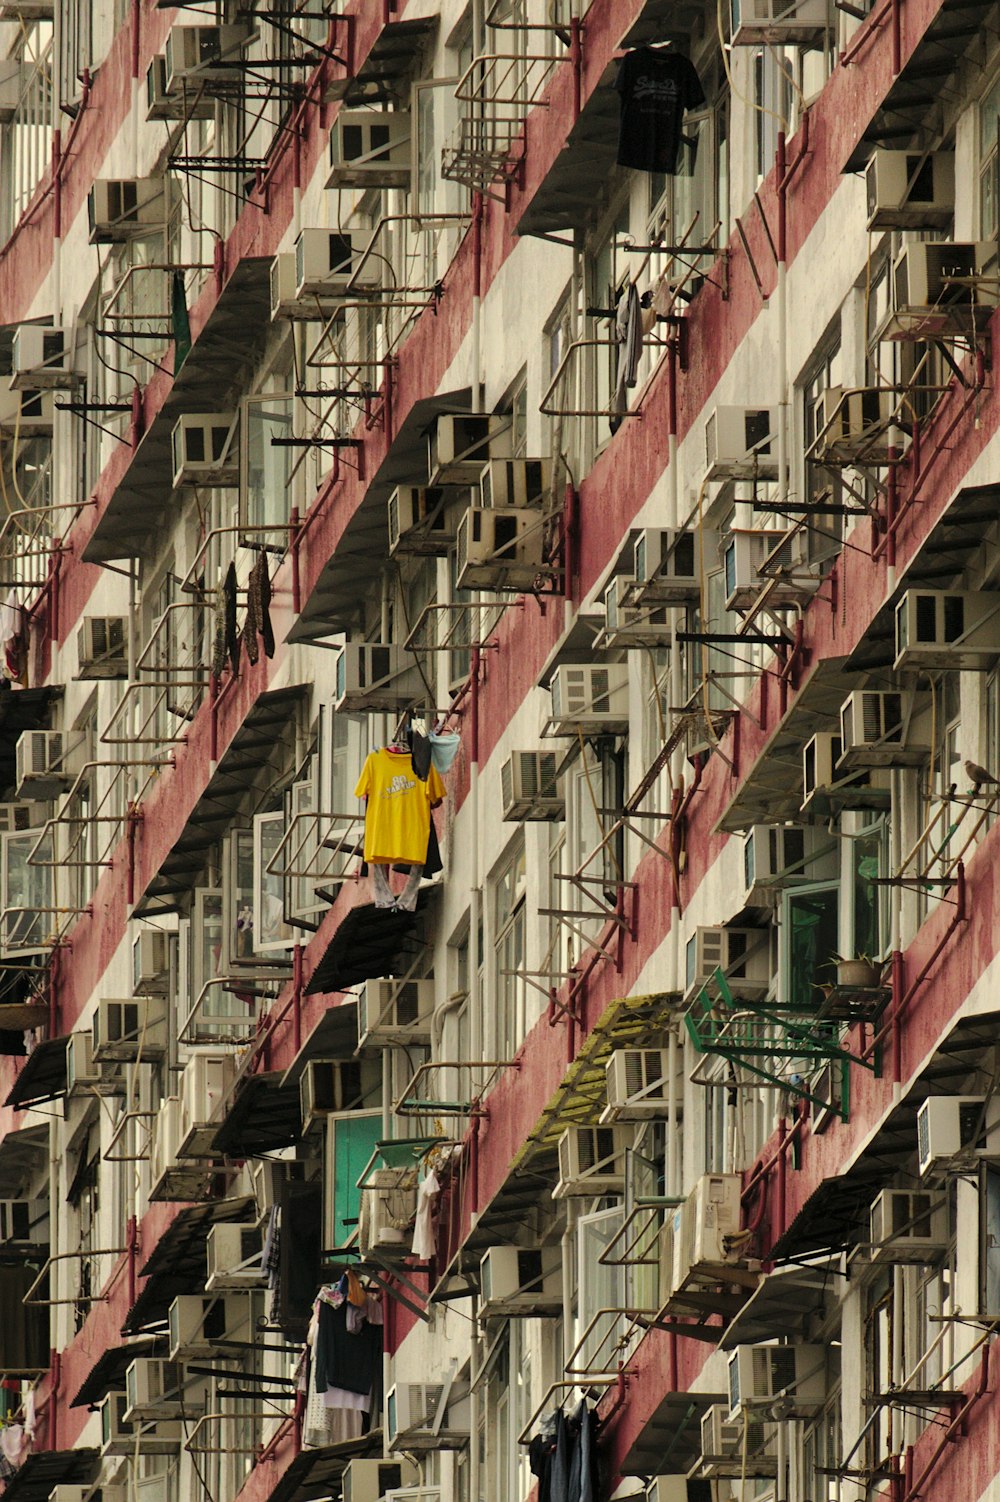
[{"left": 965, "top": 760, "right": 1000, "bottom": 790}]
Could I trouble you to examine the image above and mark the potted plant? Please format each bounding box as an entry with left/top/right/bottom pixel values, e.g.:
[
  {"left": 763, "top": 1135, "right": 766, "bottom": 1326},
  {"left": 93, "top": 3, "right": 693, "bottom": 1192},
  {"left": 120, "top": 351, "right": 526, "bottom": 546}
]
[{"left": 833, "top": 954, "right": 883, "bottom": 989}]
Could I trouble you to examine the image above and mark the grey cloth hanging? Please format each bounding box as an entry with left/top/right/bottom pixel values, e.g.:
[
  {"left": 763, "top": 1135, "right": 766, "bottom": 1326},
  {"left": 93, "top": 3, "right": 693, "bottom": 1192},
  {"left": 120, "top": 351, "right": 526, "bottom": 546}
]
[{"left": 610, "top": 282, "right": 642, "bottom": 434}]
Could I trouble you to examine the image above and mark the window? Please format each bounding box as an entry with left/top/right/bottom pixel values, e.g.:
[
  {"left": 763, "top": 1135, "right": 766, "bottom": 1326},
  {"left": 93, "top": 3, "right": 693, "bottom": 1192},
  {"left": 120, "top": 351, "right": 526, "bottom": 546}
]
[
  {"left": 981, "top": 72, "right": 1000, "bottom": 240},
  {"left": 253, "top": 810, "right": 294, "bottom": 951},
  {"left": 754, "top": 48, "right": 792, "bottom": 183},
  {"left": 851, "top": 820, "right": 886, "bottom": 960},
  {"left": 782, "top": 880, "right": 839, "bottom": 1008},
  {"left": 800, "top": 332, "right": 844, "bottom": 546},
  {"left": 492, "top": 840, "right": 526, "bottom": 1058},
  {"left": 576, "top": 1207, "right": 626, "bottom": 1371},
  {"left": 241, "top": 393, "right": 293, "bottom": 535}
]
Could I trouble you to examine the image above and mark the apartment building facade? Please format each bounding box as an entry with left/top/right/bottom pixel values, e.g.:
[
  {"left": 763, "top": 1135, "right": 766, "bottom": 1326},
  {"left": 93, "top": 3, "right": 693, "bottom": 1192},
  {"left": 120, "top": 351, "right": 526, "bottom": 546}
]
[{"left": 0, "top": 1, "right": 998, "bottom": 1502}]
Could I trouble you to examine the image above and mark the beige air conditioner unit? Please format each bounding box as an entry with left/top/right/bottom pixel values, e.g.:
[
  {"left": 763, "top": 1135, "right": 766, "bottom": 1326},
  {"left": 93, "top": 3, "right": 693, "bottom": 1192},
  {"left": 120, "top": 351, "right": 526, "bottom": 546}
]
[
  {"left": 164, "top": 23, "right": 247, "bottom": 91},
  {"left": 547, "top": 664, "right": 629, "bottom": 736},
  {"left": 685, "top": 926, "right": 771, "bottom": 1000},
  {"left": 722, "top": 528, "right": 787, "bottom": 611},
  {"left": 603, "top": 575, "right": 672, "bottom": 649},
  {"left": 633, "top": 526, "right": 709, "bottom": 603},
  {"left": 742, "top": 824, "right": 813, "bottom": 908},
  {"left": 327, "top": 109, "right": 412, "bottom": 188},
  {"left": 428, "top": 413, "right": 514, "bottom": 485},
  {"left": 269, "top": 253, "right": 303, "bottom": 320},
  {"left": 342, "top": 1459, "right": 420, "bottom": 1502},
  {"left": 92, "top": 997, "right": 167, "bottom": 1063},
  {"left": 839, "top": 689, "right": 927, "bottom": 770},
  {"left": 602, "top": 1049, "right": 675, "bottom": 1121},
  {"left": 883, "top": 241, "right": 996, "bottom": 339},
  {"left": 917, "top": 1095, "right": 994, "bottom": 1178},
  {"left": 865, "top": 150, "right": 955, "bottom": 231},
  {"left": 730, "top": 0, "right": 828, "bottom": 45},
  {"left": 0, "top": 802, "right": 35, "bottom": 834},
  {"left": 300, "top": 1057, "right": 379, "bottom": 1128},
  {"left": 727, "top": 1344, "right": 828, "bottom": 1418},
  {"left": 206, "top": 1222, "right": 264, "bottom": 1289},
  {"left": 171, "top": 412, "right": 239, "bottom": 488},
  {"left": 134, "top": 929, "right": 171, "bottom": 990},
  {"left": 455, "top": 506, "right": 544, "bottom": 591},
  {"left": 359, "top": 977, "right": 435, "bottom": 1046},
  {"left": 894, "top": 589, "right": 1000, "bottom": 671},
  {"left": 699, "top": 1403, "right": 777, "bottom": 1478},
  {"left": 89, "top": 178, "right": 173, "bottom": 243},
  {"left": 388, "top": 485, "right": 458, "bottom": 556},
  {"left": 11, "top": 326, "right": 73, "bottom": 389},
  {"left": 168, "top": 1293, "right": 234, "bottom": 1359},
  {"left": 66, "top": 1032, "right": 101, "bottom": 1097},
  {"left": 332, "top": 641, "right": 423, "bottom": 712},
  {"left": 813, "top": 386, "right": 901, "bottom": 462},
  {"left": 0, "top": 385, "right": 54, "bottom": 436},
  {"left": 294, "top": 229, "right": 376, "bottom": 298},
  {"left": 480, "top": 457, "right": 550, "bottom": 509},
  {"left": 15, "top": 730, "right": 69, "bottom": 798},
  {"left": 146, "top": 54, "right": 215, "bottom": 120},
  {"left": 801, "top": 730, "right": 890, "bottom": 815},
  {"left": 553, "top": 1125, "right": 631, "bottom": 1198},
  {"left": 705, "top": 406, "right": 779, "bottom": 479},
  {"left": 78, "top": 616, "right": 128, "bottom": 679},
  {"left": 662, "top": 1173, "right": 744, "bottom": 1300},
  {"left": 870, "top": 1188, "right": 948, "bottom": 1264},
  {"left": 124, "top": 1358, "right": 187, "bottom": 1423},
  {"left": 501, "top": 750, "right": 565, "bottom": 821},
  {"left": 385, "top": 1381, "right": 469, "bottom": 1451},
  {"left": 0, "top": 1198, "right": 45, "bottom": 1244},
  {"left": 479, "top": 1245, "right": 562, "bottom": 1316},
  {"left": 178, "top": 1049, "right": 237, "bottom": 1156}
]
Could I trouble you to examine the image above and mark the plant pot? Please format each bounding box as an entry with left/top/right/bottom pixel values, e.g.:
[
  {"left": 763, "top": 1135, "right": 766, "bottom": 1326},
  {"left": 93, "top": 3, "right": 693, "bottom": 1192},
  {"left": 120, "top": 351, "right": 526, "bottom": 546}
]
[{"left": 836, "top": 958, "right": 881, "bottom": 989}]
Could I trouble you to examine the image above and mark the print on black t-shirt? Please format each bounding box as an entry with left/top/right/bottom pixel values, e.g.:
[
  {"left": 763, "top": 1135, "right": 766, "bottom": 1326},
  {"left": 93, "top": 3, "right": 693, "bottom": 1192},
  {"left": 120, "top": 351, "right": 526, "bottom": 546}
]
[{"left": 615, "top": 46, "right": 706, "bottom": 175}]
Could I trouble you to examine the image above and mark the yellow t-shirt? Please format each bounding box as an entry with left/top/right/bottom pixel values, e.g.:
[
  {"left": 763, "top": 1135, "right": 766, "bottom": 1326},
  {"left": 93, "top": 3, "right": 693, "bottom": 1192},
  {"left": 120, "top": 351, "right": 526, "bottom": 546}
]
[{"left": 355, "top": 748, "right": 446, "bottom": 865}]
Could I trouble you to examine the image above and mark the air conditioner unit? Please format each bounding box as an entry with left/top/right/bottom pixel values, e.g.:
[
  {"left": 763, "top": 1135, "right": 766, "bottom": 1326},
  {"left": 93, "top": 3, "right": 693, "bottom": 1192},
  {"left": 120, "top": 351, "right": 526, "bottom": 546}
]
[
  {"left": 66, "top": 1032, "right": 101, "bottom": 1097},
  {"left": 49, "top": 1488, "right": 93, "bottom": 1502},
  {"left": 341, "top": 1458, "right": 419, "bottom": 1502},
  {"left": 124, "top": 1358, "right": 185, "bottom": 1423},
  {"left": 170, "top": 412, "right": 239, "bottom": 489},
  {"left": 870, "top": 1188, "right": 948, "bottom": 1264},
  {"left": 0, "top": 384, "right": 53, "bottom": 435},
  {"left": 168, "top": 1294, "right": 234, "bottom": 1359},
  {"left": 357, "top": 1166, "right": 417, "bottom": 1256},
  {"left": 77, "top": 615, "right": 128, "bottom": 679},
  {"left": 705, "top": 406, "right": 779, "bottom": 480},
  {"left": 728, "top": 1344, "right": 827, "bottom": 1417},
  {"left": 103, "top": 1393, "right": 180, "bottom": 1458},
  {"left": 178, "top": 1049, "right": 237, "bottom": 1155},
  {"left": 14, "top": 731, "right": 67, "bottom": 799},
  {"left": 388, "top": 485, "right": 458, "bottom": 556},
  {"left": 894, "top": 589, "right": 1000, "bottom": 671},
  {"left": 88, "top": 178, "right": 173, "bottom": 243},
  {"left": 0, "top": 58, "right": 23, "bottom": 121},
  {"left": 455, "top": 505, "right": 545, "bottom": 591},
  {"left": 865, "top": 150, "right": 955, "bottom": 230},
  {"left": 10, "top": 326, "right": 73, "bottom": 390},
  {"left": 722, "top": 528, "right": 787, "bottom": 611},
  {"left": 801, "top": 730, "right": 891, "bottom": 815},
  {"left": 269, "top": 252, "right": 310, "bottom": 320},
  {"left": 553, "top": 1125, "right": 631, "bottom": 1198},
  {"left": 603, "top": 1049, "right": 675, "bottom": 1120},
  {"left": 547, "top": 664, "right": 629, "bottom": 736},
  {"left": 134, "top": 1477, "right": 171, "bottom": 1502},
  {"left": 479, "top": 1245, "right": 562, "bottom": 1314},
  {"left": 384, "top": 1490, "right": 441, "bottom": 1502},
  {"left": 686, "top": 927, "right": 771, "bottom": 1000},
  {"left": 0, "top": 802, "right": 34, "bottom": 833},
  {"left": 386, "top": 1381, "right": 469, "bottom": 1450},
  {"left": 699, "top": 1403, "right": 777, "bottom": 1478},
  {"left": 427, "top": 413, "right": 514, "bottom": 485},
  {"left": 300, "top": 1057, "right": 379, "bottom": 1127},
  {"left": 730, "top": 0, "right": 828, "bottom": 44},
  {"left": 742, "top": 824, "right": 815, "bottom": 908},
  {"left": 839, "top": 689, "right": 927, "bottom": 770},
  {"left": 327, "top": 109, "right": 412, "bottom": 188},
  {"left": 501, "top": 750, "right": 565, "bottom": 822},
  {"left": 917, "top": 1095, "right": 992, "bottom": 1178},
  {"left": 0, "top": 1198, "right": 44, "bottom": 1243},
  {"left": 134, "top": 929, "right": 172, "bottom": 991},
  {"left": 294, "top": 229, "right": 375, "bottom": 298},
  {"left": 480, "top": 457, "right": 550, "bottom": 509},
  {"left": 646, "top": 1477, "right": 691, "bottom": 1502},
  {"left": 666, "top": 1173, "right": 744, "bottom": 1297},
  {"left": 92, "top": 997, "right": 167, "bottom": 1063},
  {"left": 332, "top": 641, "right": 423, "bottom": 713},
  {"left": 146, "top": 53, "right": 215, "bottom": 120},
  {"left": 250, "top": 1158, "right": 283, "bottom": 1224},
  {"left": 883, "top": 241, "right": 996, "bottom": 339},
  {"left": 206, "top": 1222, "right": 263, "bottom": 1290},
  {"left": 359, "top": 977, "right": 435, "bottom": 1046},
  {"left": 813, "top": 385, "right": 901, "bottom": 462},
  {"left": 633, "top": 526, "right": 709, "bottom": 604},
  {"left": 603, "top": 575, "right": 672, "bottom": 649},
  {"left": 164, "top": 23, "right": 247, "bottom": 90},
  {"left": 149, "top": 1096, "right": 183, "bottom": 1188}
]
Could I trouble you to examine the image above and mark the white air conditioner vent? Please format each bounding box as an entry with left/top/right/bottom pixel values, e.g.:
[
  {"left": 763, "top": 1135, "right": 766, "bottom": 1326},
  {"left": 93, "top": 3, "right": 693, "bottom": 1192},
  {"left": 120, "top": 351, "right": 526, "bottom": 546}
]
[
  {"left": 388, "top": 485, "right": 458, "bottom": 556},
  {"left": 171, "top": 412, "right": 239, "bottom": 489},
  {"left": 78, "top": 616, "right": 128, "bottom": 679},
  {"left": 333, "top": 641, "right": 423, "bottom": 712},
  {"left": 501, "top": 750, "right": 565, "bottom": 821},
  {"left": 730, "top": 0, "right": 828, "bottom": 45},
  {"left": 455, "top": 506, "right": 545, "bottom": 591},
  {"left": 547, "top": 664, "right": 629, "bottom": 736},
  {"left": 866, "top": 151, "right": 955, "bottom": 230},
  {"left": 894, "top": 589, "right": 1000, "bottom": 671},
  {"left": 705, "top": 406, "right": 779, "bottom": 479},
  {"left": 89, "top": 178, "right": 173, "bottom": 243},
  {"left": 839, "top": 690, "right": 927, "bottom": 770},
  {"left": 553, "top": 1125, "right": 631, "bottom": 1198},
  {"left": 359, "top": 977, "right": 435, "bottom": 1046},
  {"left": 869, "top": 1188, "right": 948, "bottom": 1264},
  {"left": 917, "top": 1095, "right": 992, "bottom": 1178},
  {"left": 327, "top": 110, "right": 412, "bottom": 189}
]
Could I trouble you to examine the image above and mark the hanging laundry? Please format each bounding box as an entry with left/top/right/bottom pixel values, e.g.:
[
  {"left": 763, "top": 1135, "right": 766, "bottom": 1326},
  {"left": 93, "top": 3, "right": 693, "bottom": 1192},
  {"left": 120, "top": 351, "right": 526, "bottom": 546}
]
[
  {"left": 356, "top": 747, "right": 445, "bottom": 909},
  {"left": 428, "top": 729, "right": 461, "bottom": 774},
  {"left": 212, "top": 562, "right": 239, "bottom": 678},
  {"left": 610, "top": 282, "right": 642, "bottom": 435},
  {"left": 242, "top": 551, "right": 275, "bottom": 665},
  {"left": 0, "top": 592, "right": 26, "bottom": 685},
  {"left": 615, "top": 46, "right": 706, "bottom": 174},
  {"left": 410, "top": 1167, "right": 439, "bottom": 1260}
]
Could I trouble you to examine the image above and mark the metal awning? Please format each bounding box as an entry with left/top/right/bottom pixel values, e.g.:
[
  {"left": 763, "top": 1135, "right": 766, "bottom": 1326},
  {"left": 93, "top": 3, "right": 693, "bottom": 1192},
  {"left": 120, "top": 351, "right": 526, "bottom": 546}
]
[
  {"left": 4, "top": 1036, "right": 69, "bottom": 1110},
  {"left": 122, "top": 1197, "right": 254, "bottom": 1334},
  {"left": 82, "top": 257, "right": 272, "bottom": 565},
  {"left": 516, "top": 62, "right": 619, "bottom": 239},
  {"left": 279, "top": 1001, "right": 359, "bottom": 1088},
  {"left": 0, "top": 1123, "right": 47, "bottom": 1194},
  {"left": 618, "top": 1389, "right": 727, "bottom": 1476},
  {"left": 714, "top": 658, "right": 855, "bottom": 832},
  {"left": 136, "top": 686, "right": 306, "bottom": 915},
  {"left": 844, "top": 0, "right": 996, "bottom": 172},
  {"left": 212, "top": 1071, "right": 303, "bottom": 1156},
  {"left": 305, "top": 898, "right": 430, "bottom": 995},
  {"left": 718, "top": 1260, "right": 838, "bottom": 1350},
  {"left": 772, "top": 1010, "right": 999, "bottom": 1259},
  {"left": 0, "top": 1005, "right": 48, "bottom": 1032},
  {"left": 325, "top": 15, "right": 438, "bottom": 105},
  {"left": 261, "top": 1435, "right": 383, "bottom": 1502},
  {"left": 0, "top": 1450, "right": 99, "bottom": 1502},
  {"left": 291, "top": 388, "right": 470, "bottom": 642},
  {"left": 70, "top": 1336, "right": 165, "bottom": 1408}
]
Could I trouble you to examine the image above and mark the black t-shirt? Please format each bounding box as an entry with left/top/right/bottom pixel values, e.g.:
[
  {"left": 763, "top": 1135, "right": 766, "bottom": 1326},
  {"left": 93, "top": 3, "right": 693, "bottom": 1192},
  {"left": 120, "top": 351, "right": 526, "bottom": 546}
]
[{"left": 615, "top": 47, "right": 706, "bottom": 174}]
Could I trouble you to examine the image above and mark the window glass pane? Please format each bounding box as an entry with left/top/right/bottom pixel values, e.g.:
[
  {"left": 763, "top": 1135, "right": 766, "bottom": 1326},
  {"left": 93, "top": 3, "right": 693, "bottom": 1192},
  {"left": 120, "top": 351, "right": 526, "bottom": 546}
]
[{"left": 785, "top": 884, "right": 839, "bottom": 1008}]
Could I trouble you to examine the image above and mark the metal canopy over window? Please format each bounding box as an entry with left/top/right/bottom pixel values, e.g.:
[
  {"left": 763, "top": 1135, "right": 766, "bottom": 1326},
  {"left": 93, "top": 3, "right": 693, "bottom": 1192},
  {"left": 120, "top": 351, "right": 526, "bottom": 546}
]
[
  {"left": 70, "top": 1336, "right": 165, "bottom": 1408},
  {"left": 305, "top": 894, "right": 433, "bottom": 995},
  {"left": 211, "top": 1070, "right": 304, "bottom": 1156},
  {"left": 122, "top": 1197, "right": 255, "bottom": 1333},
  {"left": 261, "top": 1436, "right": 384, "bottom": 1502},
  {"left": 325, "top": 16, "right": 438, "bottom": 106},
  {"left": 0, "top": 1122, "right": 46, "bottom": 1193},
  {"left": 618, "top": 1389, "right": 727, "bottom": 1476},
  {"left": 81, "top": 257, "right": 272, "bottom": 565},
  {"left": 0, "top": 1450, "right": 99, "bottom": 1502},
  {"left": 3, "top": 1035, "right": 69, "bottom": 1110},
  {"left": 718, "top": 1260, "right": 838, "bottom": 1349},
  {"left": 279, "top": 1001, "right": 359, "bottom": 1088}
]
